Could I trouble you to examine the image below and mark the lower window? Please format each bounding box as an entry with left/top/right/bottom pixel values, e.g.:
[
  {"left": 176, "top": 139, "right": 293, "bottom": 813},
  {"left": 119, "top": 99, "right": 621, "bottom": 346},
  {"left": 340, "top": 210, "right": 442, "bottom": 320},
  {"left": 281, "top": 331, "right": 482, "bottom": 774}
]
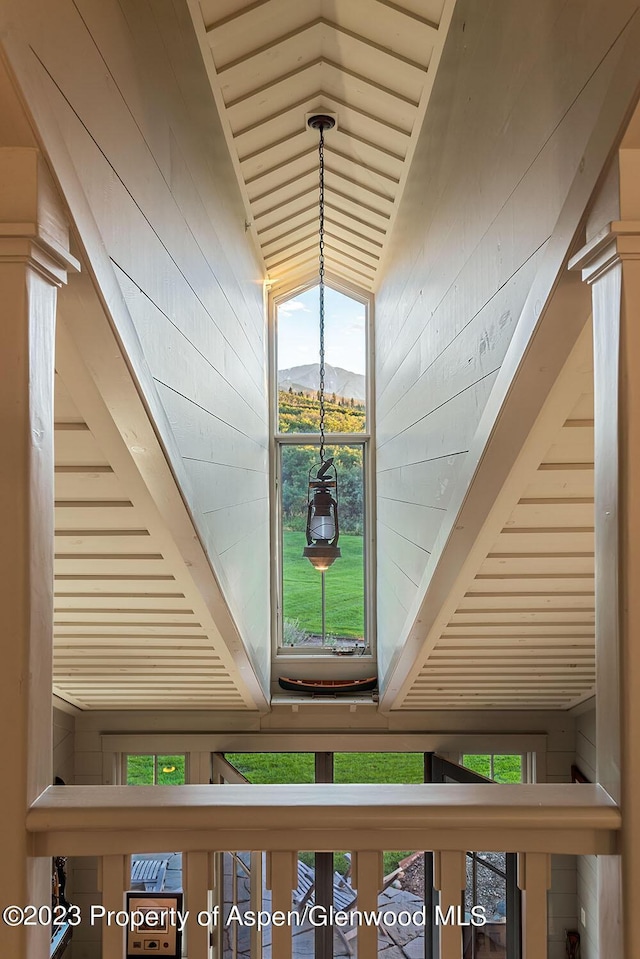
[{"left": 279, "top": 443, "right": 366, "bottom": 651}]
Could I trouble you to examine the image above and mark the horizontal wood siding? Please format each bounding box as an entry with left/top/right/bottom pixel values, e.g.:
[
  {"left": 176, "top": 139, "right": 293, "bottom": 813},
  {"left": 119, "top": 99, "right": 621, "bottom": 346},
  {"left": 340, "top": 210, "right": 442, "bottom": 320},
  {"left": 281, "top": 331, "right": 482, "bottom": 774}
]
[
  {"left": 374, "top": 0, "right": 639, "bottom": 680},
  {"left": 53, "top": 707, "right": 75, "bottom": 786},
  {"left": 13, "top": 0, "right": 270, "bottom": 686}
]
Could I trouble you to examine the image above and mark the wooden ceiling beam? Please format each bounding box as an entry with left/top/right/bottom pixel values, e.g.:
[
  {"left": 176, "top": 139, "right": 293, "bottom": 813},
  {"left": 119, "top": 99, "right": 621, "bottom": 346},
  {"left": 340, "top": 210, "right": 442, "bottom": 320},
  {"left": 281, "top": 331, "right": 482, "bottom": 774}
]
[
  {"left": 244, "top": 147, "right": 316, "bottom": 186},
  {"left": 215, "top": 19, "right": 428, "bottom": 76},
  {"left": 372, "top": 0, "right": 439, "bottom": 31},
  {"left": 204, "top": 0, "right": 275, "bottom": 33}
]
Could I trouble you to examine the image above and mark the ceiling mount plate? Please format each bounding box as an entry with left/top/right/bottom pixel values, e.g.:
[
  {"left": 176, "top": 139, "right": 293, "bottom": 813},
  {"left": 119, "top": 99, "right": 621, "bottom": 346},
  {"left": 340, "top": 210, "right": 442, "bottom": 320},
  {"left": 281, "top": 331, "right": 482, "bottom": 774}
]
[{"left": 306, "top": 113, "right": 337, "bottom": 133}]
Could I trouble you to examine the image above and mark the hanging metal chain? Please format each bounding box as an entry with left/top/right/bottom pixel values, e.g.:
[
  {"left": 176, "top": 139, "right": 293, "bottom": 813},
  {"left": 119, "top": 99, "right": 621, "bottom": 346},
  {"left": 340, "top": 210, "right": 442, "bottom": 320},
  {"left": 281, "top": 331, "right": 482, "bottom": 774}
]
[{"left": 318, "top": 123, "right": 326, "bottom": 465}]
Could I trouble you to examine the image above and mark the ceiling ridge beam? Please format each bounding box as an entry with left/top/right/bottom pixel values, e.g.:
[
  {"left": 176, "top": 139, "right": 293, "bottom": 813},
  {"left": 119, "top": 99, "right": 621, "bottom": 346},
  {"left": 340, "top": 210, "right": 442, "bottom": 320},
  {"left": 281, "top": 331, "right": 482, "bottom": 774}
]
[
  {"left": 215, "top": 19, "right": 428, "bottom": 76},
  {"left": 225, "top": 56, "right": 419, "bottom": 114},
  {"left": 234, "top": 91, "right": 413, "bottom": 142},
  {"left": 239, "top": 120, "right": 407, "bottom": 168}
]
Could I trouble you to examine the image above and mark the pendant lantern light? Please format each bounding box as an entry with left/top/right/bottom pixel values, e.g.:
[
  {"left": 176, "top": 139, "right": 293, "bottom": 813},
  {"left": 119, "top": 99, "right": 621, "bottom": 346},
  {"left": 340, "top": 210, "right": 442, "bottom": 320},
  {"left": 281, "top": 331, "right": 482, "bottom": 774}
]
[{"left": 303, "top": 114, "right": 341, "bottom": 571}]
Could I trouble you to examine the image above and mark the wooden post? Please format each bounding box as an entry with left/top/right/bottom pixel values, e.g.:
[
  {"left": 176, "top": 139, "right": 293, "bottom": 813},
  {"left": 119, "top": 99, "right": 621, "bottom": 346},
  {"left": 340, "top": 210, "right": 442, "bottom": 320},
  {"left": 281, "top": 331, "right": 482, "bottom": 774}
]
[
  {"left": 100, "top": 855, "right": 127, "bottom": 959},
  {"left": 433, "top": 850, "right": 465, "bottom": 959},
  {"left": 0, "top": 147, "right": 77, "bottom": 959},
  {"left": 351, "top": 851, "right": 382, "bottom": 959},
  {"left": 265, "top": 850, "right": 297, "bottom": 959},
  {"left": 570, "top": 135, "right": 640, "bottom": 954},
  {"left": 211, "top": 851, "right": 224, "bottom": 959},
  {"left": 249, "top": 851, "right": 263, "bottom": 959},
  {"left": 185, "top": 851, "right": 211, "bottom": 959},
  {"left": 517, "top": 853, "right": 551, "bottom": 959}
]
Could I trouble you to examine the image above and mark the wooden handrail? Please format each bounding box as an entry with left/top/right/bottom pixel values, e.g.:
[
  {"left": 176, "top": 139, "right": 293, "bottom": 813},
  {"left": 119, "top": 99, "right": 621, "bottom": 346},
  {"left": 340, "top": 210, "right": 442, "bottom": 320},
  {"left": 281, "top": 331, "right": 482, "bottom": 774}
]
[{"left": 27, "top": 783, "right": 620, "bottom": 857}]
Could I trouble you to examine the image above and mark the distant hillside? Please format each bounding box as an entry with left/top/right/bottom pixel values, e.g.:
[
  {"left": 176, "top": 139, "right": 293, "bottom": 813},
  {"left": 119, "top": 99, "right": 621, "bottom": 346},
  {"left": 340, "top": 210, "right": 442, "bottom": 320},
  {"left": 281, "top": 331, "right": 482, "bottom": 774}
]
[{"left": 278, "top": 363, "right": 365, "bottom": 402}]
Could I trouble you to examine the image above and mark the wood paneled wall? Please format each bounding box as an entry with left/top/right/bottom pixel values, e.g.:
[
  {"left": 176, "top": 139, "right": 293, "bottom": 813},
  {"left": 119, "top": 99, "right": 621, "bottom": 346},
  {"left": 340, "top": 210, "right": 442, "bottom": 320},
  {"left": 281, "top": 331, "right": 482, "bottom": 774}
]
[
  {"left": 6, "top": 0, "right": 270, "bottom": 686},
  {"left": 374, "top": 0, "right": 639, "bottom": 681},
  {"left": 53, "top": 706, "right": 75, "bottom": 787}
]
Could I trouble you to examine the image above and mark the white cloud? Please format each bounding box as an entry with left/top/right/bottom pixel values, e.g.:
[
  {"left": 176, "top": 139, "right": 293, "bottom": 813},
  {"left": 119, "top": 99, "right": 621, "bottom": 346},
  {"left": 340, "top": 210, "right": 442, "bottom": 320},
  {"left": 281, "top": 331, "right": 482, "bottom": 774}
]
[{"left": 279, "top": 300, "right": 311, "bottom": 318}]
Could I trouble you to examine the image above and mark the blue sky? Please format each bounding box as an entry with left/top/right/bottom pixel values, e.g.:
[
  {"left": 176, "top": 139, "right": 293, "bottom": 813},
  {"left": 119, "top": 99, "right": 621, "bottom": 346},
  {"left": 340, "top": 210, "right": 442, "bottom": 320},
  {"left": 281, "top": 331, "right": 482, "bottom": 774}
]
[{"left": 277, "top": 286, "right": 366, "bottom": 375}]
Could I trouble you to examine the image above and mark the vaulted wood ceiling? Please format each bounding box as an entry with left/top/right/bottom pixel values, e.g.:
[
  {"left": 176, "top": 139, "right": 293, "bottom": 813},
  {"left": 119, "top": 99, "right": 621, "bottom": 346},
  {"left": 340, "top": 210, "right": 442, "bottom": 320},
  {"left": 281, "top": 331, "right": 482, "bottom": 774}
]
[
  {"left": 188, "top": 0, "right": 456, "bottom": 291},
  {"left": 53, "top": 371, "right": 261, "bottom": 711},
  {"left": 396, "top": 363, "right": 595, "bottom": 711}
]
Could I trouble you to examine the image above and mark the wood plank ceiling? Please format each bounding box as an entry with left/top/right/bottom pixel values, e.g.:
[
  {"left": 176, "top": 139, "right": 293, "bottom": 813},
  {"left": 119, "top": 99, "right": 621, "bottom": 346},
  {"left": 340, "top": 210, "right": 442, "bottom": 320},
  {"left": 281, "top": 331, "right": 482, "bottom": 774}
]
[
  {"left": 188, "top": 0, "right": 456, "bottom": 291},
  {"left": 397, "top": 389, "right": 595, "bottom": 711},
  {"left": 53, "top": 374, "right": 256, "bottom": 711}
]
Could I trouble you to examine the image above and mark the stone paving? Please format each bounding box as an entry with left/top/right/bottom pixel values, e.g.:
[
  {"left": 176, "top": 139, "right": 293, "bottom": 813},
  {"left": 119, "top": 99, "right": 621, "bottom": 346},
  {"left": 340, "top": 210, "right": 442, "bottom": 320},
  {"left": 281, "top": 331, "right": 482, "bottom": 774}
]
[{"left": 222, "top": 855, "right": 427, "bottom": 959}]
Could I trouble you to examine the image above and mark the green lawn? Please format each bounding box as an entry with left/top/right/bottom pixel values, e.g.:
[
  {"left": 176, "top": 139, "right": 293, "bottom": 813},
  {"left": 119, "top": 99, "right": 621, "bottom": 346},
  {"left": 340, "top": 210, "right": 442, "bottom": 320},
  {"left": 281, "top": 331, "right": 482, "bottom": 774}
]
[
  {"left": 226, "top": 752, "right": 425, "bottom": 875},
  {"left": 126, "top": 754, "right": 186, "bottom": 785},
  {"left": 462, "top": 754, "right": 523, "bottom": 783},
  {"left": 225, "top": 752, "right": 315, "bottom": 783},
  {"left": 283, "top": 530, "right": 364, "bottom": 639}
]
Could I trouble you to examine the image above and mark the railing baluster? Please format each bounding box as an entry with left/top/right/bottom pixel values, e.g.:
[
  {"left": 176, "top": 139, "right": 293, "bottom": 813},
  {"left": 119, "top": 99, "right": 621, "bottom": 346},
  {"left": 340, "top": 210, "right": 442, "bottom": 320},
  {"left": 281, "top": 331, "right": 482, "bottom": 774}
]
[
  {"left": 232, "top": 852, "right": 238, "bottom": 959},
  {"left": 211, "top": 851, "right": 224, "bottom": 958},
  {"left": 352, "top": 851, "right": 383, "bottom": 959},
  {"left": 250, "top": 850, "right": 263, "bottom": 959},
  {"left": 434, "top": 850, "right": 465, "bottom": 959},
  {"left": 100, "top": 854, "right": 126, "bottom": 959},
  {"left": 266, "top": 851, "right": 297, "bottom": 959},
  {"left": 185, "top": 851, "right": 211, "bottom": 959},
  {"left": 518, "top": 852, "right": 551, "bottom": 959}
]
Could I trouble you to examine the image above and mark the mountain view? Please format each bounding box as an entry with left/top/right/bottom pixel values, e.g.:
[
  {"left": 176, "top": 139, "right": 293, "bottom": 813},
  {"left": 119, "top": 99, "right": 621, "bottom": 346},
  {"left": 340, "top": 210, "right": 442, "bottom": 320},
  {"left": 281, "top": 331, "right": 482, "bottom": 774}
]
[{"left": 278, "top": 363, "right": 365, "bottom": 402}]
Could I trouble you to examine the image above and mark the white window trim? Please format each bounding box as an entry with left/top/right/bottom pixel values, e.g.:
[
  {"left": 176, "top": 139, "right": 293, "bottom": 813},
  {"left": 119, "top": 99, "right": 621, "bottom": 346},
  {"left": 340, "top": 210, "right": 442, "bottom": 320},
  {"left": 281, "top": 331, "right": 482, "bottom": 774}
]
[
  {"left": 268, "top": 274, "right": 377, "bottom": 662},
  {"left": 120, "top": 752, "right": 190, "bottom": 786}
]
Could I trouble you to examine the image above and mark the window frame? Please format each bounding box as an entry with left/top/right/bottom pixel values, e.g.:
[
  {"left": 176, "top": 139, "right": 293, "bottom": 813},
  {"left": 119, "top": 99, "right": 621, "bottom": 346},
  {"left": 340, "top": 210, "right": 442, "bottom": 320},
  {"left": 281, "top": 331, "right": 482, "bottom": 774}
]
[
  {"left": 268, "top": 276, "right": 376, "bottom": 660},
  {"left": 122, "top": 752, "right": 188, "bottom": 786},
  {"left": 459, "top": 752, "right": 533, "bottom": 784}
]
